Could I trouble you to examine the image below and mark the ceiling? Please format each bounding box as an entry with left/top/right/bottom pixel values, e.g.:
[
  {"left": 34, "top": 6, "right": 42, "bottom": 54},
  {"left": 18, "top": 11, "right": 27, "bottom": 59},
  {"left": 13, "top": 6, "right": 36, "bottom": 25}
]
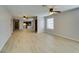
[{"left": 5, "top": 5, "right": 79, "bottom": 17}]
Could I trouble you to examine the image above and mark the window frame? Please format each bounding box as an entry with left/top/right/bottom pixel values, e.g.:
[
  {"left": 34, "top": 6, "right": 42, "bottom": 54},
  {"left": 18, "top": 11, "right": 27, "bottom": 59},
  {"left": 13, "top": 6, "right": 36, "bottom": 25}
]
[{"left": 46, "top": 17, "right": 54, "bottom": 30}]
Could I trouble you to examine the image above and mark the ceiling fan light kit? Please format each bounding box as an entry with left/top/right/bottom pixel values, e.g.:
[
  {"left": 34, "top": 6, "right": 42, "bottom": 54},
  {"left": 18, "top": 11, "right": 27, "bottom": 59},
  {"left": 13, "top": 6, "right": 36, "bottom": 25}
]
[
  {"left": 49, "top": 8, "right": 53, "bottom": 12},
  {"left": 49, "top": 12, "right": 56, "bottom": 15},
  {"left": 49, "top": 8, "right": 59, "bottom": 15}
]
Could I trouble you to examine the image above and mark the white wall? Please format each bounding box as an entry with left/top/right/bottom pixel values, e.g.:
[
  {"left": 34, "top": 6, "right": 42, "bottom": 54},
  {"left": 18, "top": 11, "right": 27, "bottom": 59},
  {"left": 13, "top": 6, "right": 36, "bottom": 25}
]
[
  {"left": 31, "top": 19, "right": 35, "bottom": 32},
  {"left": 53, "top": 8, "right": 79, "bottom": 41},
  {"left": 37, "top": 16, "right": 45, "bottom": 33},
  {"left": 19, "top": 18, "right": 24, "bottom": 30},
  {"left": 0, "top": 6, "right": 13, "bottom": 50}
]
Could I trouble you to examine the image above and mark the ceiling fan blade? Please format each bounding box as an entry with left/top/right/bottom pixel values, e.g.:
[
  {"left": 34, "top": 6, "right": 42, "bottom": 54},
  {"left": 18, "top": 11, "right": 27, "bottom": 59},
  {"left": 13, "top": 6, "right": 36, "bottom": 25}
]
[{"left": 53, "top": 11, "right": 61, "bottom": 13}]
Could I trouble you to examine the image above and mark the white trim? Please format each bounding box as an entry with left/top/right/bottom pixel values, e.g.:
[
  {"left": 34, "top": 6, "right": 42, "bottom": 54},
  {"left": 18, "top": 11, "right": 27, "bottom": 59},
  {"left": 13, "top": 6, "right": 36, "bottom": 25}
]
[
  {"left": 0, "top": 33, "right": 12, "bottom": 51},
  {"left": 53, "top": 32, "right": 79, "bottom": 42}
]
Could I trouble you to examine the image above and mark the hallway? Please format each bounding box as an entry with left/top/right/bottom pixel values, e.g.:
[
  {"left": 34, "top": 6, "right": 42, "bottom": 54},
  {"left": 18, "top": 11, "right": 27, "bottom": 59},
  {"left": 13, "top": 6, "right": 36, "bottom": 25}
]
[{"left": 1, "top": 30, "right": 79, "bottom": 53}]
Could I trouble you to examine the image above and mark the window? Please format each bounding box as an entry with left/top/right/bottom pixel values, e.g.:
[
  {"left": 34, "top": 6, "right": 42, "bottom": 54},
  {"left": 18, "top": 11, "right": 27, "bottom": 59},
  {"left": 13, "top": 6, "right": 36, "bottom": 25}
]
[{"left": 47, "top": 18, "right": 54, "bottom": 29}]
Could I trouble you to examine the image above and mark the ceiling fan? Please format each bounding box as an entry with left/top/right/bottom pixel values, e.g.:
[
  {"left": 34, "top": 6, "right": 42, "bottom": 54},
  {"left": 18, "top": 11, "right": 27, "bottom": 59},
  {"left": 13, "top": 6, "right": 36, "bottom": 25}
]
[
  {"left": 42, "top": 5, "right": 61, "bottom": 15},
  {"left": 49, "top": 8, "right": 61, "bottom": 13}
]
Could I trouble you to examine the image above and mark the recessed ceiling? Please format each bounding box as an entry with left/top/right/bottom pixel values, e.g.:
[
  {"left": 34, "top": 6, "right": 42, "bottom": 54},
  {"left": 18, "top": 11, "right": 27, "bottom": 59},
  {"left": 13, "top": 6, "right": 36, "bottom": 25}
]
[{"left": 4, "top": 5, "right": 79, "bottom": 17}]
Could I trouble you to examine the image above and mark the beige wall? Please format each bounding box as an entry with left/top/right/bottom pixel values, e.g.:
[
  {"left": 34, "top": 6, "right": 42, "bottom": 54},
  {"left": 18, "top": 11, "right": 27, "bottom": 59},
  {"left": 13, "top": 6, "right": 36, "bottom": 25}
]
[{"left": 54, "top": 8, "right": 79, "bottom": 41}]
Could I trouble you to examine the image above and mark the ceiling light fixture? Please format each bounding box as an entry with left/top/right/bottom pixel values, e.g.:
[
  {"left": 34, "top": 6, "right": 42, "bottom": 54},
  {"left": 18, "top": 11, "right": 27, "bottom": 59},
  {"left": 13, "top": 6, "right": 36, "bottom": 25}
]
[{"left": 23, "top": 16, "right": 28, "bottom": 19}]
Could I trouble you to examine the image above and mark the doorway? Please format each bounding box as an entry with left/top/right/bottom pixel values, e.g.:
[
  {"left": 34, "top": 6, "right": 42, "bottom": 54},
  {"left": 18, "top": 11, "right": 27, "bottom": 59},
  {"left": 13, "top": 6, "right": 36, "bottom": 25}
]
[
  {"left": 13, "top": 19, "right": 19, "bottom": 31},
  {"left": 35, "top": 18, "right": 37, "bottom": 33},
  {"left": 23, "top": 21, "right": 31, "bottom": 29}
]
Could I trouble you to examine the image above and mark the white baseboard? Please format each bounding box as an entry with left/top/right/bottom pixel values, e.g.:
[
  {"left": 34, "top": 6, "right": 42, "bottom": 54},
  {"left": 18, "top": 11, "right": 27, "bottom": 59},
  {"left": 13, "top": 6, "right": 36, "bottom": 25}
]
[
  {"left": 0, "top": 33, "right": 12, "bottom": 51},
  {"left": 53, "top": 32, "right": 79, "bottom": 42},
  {"left": 0, "top": 38, "right": 9, "bottom": 51}
]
